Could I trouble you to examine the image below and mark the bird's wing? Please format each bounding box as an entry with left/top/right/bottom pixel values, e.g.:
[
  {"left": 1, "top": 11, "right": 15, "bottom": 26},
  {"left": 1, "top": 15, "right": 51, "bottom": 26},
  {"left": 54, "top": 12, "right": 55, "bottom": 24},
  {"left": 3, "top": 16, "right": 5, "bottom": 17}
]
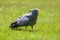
[{"left": 17, "top": 16, "right": 29, "bottom": 25}]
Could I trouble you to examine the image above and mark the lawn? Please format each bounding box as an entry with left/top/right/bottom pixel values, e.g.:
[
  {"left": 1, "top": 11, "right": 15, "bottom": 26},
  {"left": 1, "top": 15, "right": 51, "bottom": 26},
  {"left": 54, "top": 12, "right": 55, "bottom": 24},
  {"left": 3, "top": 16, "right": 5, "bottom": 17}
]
[{"left": 0, "top": 0, "right": 60, "bottom": 40}]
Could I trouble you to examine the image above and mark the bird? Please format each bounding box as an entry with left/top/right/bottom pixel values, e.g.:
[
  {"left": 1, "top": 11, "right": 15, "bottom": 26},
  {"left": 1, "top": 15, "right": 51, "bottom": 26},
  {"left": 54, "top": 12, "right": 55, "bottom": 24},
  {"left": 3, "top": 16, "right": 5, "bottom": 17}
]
[{"left": 10, "top": 8, "right": 39, "bottom": 30}]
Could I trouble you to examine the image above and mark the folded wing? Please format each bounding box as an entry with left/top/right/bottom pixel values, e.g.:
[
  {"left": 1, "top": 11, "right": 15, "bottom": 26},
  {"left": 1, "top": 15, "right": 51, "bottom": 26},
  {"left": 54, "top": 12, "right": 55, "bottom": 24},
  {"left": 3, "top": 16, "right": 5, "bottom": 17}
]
[{"left": 17, "top": 16, "right": 29, "bottom": 25}]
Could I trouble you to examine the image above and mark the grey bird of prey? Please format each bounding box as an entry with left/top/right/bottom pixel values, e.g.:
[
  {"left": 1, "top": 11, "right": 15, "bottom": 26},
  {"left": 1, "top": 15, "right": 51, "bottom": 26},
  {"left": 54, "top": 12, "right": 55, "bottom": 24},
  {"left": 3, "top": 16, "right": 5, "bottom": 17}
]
[{"left": 10, "top": 8, "right": 39, "bottom": 30}]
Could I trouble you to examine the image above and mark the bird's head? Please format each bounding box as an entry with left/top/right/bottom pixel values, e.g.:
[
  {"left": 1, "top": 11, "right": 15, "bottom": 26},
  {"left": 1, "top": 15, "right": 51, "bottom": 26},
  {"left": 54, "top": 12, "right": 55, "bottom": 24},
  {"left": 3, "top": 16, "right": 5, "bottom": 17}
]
[{"left": 29, "top": 8, "right": 39, "bottom": 14}]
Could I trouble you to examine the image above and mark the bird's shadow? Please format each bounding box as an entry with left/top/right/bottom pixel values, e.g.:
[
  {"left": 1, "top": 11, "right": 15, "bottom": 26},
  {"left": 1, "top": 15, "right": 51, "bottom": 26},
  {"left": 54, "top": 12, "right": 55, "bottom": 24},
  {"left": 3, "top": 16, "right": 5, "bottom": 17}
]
[
  {"left": 13, "top": 28, "right": 40, "bottom": 32},
  {"left": 14, "top": 28, "right": 34, "bottom": 32}
]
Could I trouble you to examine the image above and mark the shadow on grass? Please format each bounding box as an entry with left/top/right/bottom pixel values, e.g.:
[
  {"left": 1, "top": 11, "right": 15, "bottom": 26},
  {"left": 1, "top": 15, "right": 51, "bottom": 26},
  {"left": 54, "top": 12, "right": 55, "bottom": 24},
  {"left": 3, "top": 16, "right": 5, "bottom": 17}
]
[
  {"left": 11, "top": 28, "right": 41, "bottom": 32},
  {"left": 10, "top": 27, "right": 41, "bottom": 32},
  {"left": 12, "top": 28, "right": 33, "bottom": 32},
  {"left": 16, "top": 29, "right": 33, "bottom": 32}
]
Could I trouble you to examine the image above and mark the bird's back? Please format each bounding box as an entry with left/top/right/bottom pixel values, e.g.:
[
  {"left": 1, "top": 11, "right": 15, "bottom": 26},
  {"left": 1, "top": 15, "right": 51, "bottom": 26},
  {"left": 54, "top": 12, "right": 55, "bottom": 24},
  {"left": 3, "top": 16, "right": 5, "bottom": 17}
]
[{"left": 16, "top": 12, "right": 37, "bottom": 26}]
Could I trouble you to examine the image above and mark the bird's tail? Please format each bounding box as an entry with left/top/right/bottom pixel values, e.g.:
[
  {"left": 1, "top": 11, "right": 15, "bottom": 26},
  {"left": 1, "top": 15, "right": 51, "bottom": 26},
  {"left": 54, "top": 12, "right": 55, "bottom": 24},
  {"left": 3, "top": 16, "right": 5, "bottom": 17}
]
[{"left": 10, "top": 21, "right": 19, "bottom": 29}]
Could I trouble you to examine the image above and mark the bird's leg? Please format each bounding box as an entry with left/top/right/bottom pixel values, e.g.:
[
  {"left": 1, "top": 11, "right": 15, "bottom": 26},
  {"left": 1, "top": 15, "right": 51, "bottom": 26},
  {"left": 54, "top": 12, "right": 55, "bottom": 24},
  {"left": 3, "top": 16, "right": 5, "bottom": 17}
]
[{"left": 31, "top": 25, "right": 33, "bottom": 31}]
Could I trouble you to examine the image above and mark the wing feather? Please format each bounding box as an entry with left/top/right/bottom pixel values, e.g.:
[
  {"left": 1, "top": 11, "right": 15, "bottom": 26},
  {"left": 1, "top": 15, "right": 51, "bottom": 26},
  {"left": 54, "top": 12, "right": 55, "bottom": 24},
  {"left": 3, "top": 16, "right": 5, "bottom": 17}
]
[{"left": 17, "top": 16, "right": 29, "bottom": 25}]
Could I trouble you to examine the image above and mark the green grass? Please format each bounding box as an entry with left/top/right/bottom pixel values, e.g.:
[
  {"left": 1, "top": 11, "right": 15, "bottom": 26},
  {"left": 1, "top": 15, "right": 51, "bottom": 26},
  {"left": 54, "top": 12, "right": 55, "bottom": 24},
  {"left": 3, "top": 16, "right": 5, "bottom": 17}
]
[{"left": 0, "top": 0, "right": 60, "bottom": 40}]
